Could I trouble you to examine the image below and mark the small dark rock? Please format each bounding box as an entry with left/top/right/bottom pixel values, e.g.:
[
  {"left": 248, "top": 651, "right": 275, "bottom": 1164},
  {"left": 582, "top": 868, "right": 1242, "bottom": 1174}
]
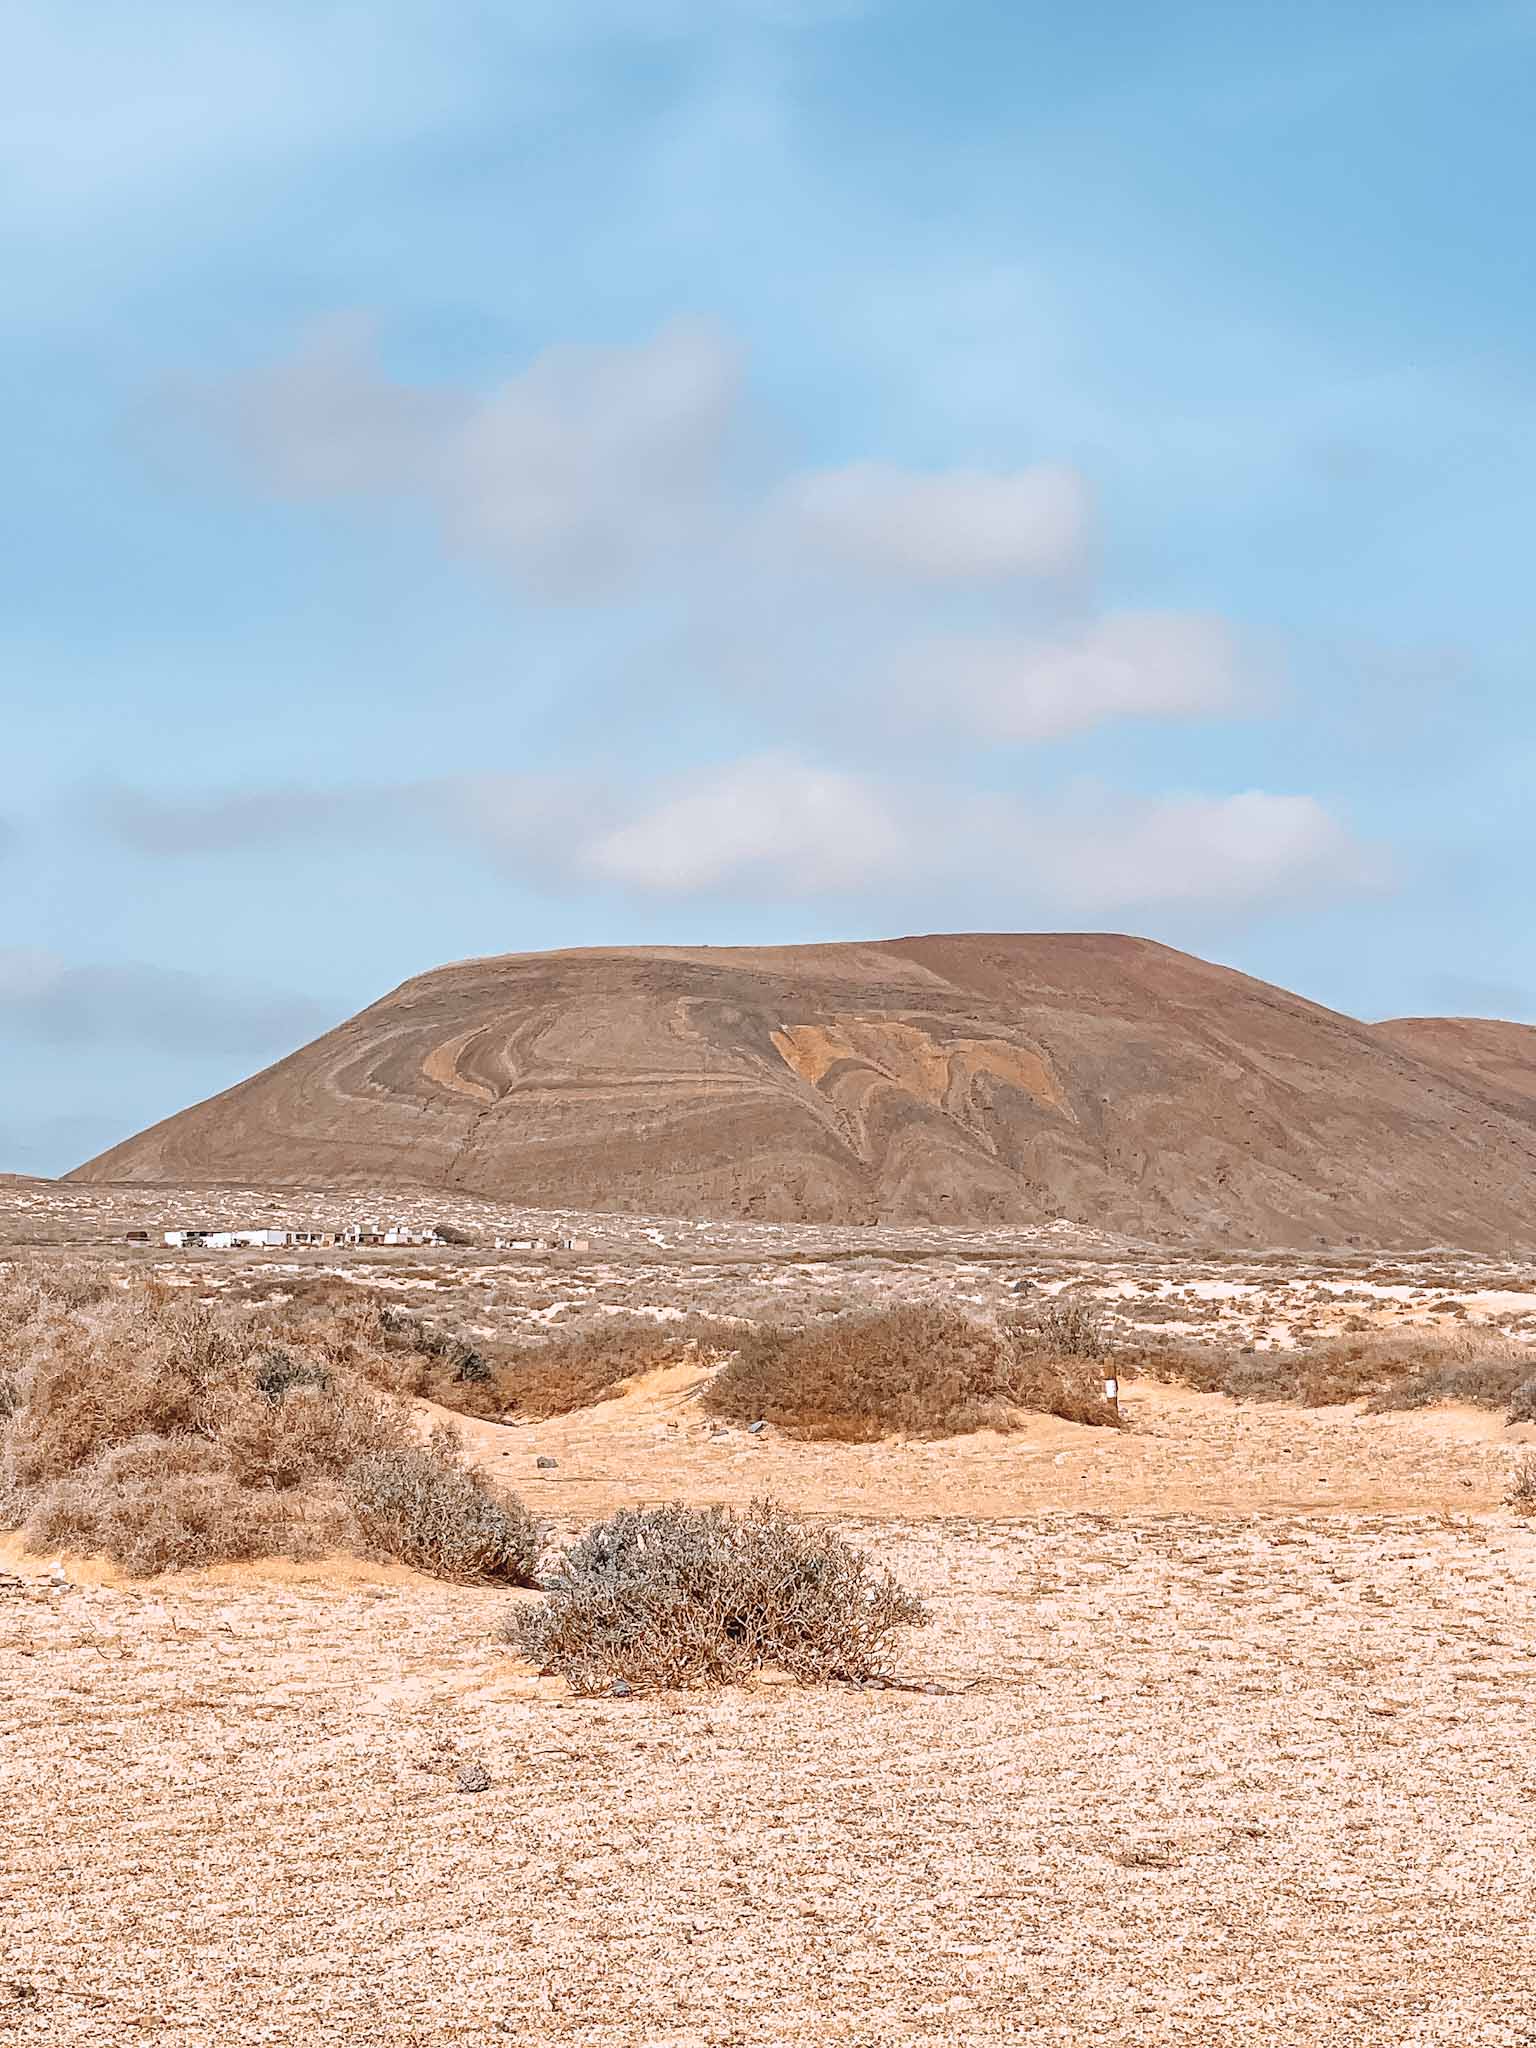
[
  {"left": 535, "top": 1456, "right": 558, "bottom": 1470},
  {"left": 455, "top": 1761, "right": 491, "bottom": 1794},
  {"left": 609, "top": 1679, "right": 633, "bottom": 1698},
  {"left": 747, "top": 1420, "right": 767, "bottom": 1436}
]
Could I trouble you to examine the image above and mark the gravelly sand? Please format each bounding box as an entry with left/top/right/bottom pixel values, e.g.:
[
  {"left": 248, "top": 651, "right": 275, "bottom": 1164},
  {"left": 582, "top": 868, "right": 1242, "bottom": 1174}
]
[
  {"left": 6, "top": 1508, "right": 1536, "bottom": 2047},
  {"left": 7, "top": 1192, "right": 1536, "bottom": 2043}
]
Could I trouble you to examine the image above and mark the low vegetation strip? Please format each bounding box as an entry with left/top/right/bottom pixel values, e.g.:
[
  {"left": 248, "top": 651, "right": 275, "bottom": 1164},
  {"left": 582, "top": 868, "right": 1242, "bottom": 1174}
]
[{"left": 1133, "top": 1326, "right": 1536, "bottom": 1421}]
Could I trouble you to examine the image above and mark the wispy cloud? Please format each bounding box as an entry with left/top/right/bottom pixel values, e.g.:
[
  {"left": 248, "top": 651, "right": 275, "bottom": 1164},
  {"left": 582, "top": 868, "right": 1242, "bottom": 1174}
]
[
  {"left": 0, "top": 948, "right": 334, "bottom": 1057},
  {"left": 212, "top": 319, "right": 743, "bottom": 597},
  {"left": 885, "top": 612, "right": 1250, "bottom": 742},
  {"left": 773, "top": 460, "right": 1092, "bottom": 583},
  {"left": 95, "top": 777, "right": 592, "bottom": 872},
  {"left": 1, "top": 5, "right": 479, "bottom": 232},
  {"left": 575, "top": 758, "right": 1377, "bottom": 910},
  {"left": 94, "top": 760, "right": 1379, "bottom": 917},
  {"left": 204, "top": 319, "right": 1107, "bottom": 603}
]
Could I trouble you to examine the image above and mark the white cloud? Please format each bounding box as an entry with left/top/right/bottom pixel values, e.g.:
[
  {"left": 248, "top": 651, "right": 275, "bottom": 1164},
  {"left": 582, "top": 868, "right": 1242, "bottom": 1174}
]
[
  {"left": 584, "top": 755, "right": 905, "bottom": 893},
  {"left": 212, "top": 326, "right": 1105, "bottom": 601},
  {"left": 1022, "top": 788, "right": 1370, "bottom": 912},
  {"left": 217, "top": 317, "right": 457, "bottom": 498},
  {"left": 97, "top": 761, "right": 1377, "bottom": 917},
  {"left": 888, "top": 611, "right": 1247, "bottom": 740},
  {"left": 586, "top": 767, "right": 1372, "bottom": 911},
  {"left": 779, "top": 460, "right": 1091, "bottom": 582},
  {"left": 442, "top": 323, "right": 740, "bottom": 593},
  {"left": 531, "top": 762, "right": 1371, "bottom": 911},
  {"left": 217, "top": 320, "right": 741, "bottom": 597}
]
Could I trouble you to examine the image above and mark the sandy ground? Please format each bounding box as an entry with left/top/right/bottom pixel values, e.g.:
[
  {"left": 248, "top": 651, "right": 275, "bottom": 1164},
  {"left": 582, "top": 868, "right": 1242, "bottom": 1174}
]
[
  {"left": 5, "top": 1505, "right": 1536, "bottom": 2047},
  {"left": 446, "top": 1371, "right": 1536, "bottom": 1521},
  {"left": 7, "top": 1190, "right": 1536, "bottom": 2043}
]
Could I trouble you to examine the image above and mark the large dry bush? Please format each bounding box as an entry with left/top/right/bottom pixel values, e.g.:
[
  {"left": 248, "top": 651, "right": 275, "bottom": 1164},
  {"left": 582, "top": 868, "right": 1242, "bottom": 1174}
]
[
  {"left": 0, "top": 1265, "right": 537, "bottom": 1578},
  {"left": 705, "top": 1304, "right": 1121, "bottom": 1441},
  {"left": 24, "top": 1434, "right": 300, "bottom": 1576},
  {"left": 509, "top": 1499, "right": 927, "bottom": 1693},
  {"left": 1355, "top": 1327, "right": 1536, "bottom": 1421}
]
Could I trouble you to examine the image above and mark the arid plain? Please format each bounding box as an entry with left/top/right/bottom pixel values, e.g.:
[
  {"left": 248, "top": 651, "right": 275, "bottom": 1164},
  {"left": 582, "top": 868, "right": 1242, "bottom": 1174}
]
[{"left": 5, "top": 1179, "right": 1535, "bottom": 2045}]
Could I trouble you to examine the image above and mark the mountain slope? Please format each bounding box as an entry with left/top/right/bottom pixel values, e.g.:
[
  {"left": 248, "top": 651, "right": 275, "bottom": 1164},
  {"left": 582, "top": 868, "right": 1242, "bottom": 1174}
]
[
  {"left": 68, "top": 933, "right": 1536, "bottom": 1250},
  {"left": 1374, "top": 1016, "right": 1536, "bottom": 1115}
]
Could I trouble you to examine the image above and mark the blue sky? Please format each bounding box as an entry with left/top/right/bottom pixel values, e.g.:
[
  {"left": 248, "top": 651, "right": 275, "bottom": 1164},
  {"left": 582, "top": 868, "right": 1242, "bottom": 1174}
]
[{"left": 4, "top": 0, "right": 1534, "bottom": 1173}]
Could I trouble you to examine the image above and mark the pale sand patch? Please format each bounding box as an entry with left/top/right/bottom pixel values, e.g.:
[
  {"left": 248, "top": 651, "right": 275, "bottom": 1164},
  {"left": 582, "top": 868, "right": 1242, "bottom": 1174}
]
[
  {"left": 0, "top": 1529, "right": 430, "bottom": 1593},
  {"left": 406, "top": 1370, "right": 1534, "bottom": 1522}
]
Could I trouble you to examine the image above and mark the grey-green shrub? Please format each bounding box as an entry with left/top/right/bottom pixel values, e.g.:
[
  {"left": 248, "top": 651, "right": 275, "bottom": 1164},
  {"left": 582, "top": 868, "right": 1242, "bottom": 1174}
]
[
  {"left": 345, "top": 1428, "right": 542, "bottom": 1584},
  {"left": 510, "top": 1498, "right": 927, "bottom": 1693}
]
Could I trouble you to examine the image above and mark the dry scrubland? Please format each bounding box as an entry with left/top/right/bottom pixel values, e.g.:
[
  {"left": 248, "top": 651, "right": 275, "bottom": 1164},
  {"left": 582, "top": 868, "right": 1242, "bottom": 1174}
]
[{"left": 5, "top": 1180, "right": 1536, "bottom": 2043}]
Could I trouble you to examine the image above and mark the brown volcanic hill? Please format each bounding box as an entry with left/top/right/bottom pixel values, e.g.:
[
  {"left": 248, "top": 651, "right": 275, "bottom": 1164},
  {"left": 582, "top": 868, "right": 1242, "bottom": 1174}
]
[
  {"left": 1374, "top": 1016, "right": 1536, "bottom": 1114},
  {"left": 67, "top": 934, "right": 1536, "bottom": 1250}
]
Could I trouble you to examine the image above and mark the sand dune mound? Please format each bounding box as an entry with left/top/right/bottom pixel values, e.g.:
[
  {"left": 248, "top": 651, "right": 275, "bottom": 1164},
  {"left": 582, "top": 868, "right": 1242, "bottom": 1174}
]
[{"left": 69, "top": 932, "right": 1536, "bottom": 1249}]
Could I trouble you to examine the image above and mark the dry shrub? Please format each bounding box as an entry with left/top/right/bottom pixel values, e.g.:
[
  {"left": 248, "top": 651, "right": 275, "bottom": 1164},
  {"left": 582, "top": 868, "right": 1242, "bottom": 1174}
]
[
  {"left": 1222, "top": 1345, "right": 1386, "bottom": 1407},
  {"left": 705, "top": 1304, "right": 1121, "bottom": 1442},
  {"left": 1014, "top": 1298, "right": 1110, "bottom": 1361},
  {"left": 215, "top": 1380, "right": 408, "bottom": 1492},
  {"left": 509, "top": 1499, "right": 926, "bottom": 1693},
  {"left": 492, "top": 1315, "right": 742, "bottom": 1421},
  {"left": 1118, "top": 1340, "right": 1235, "bottom": 1394},
  {"left": 345, "top": 1426, "right": 542, "bottom": 1584},
  {"left": 0, "top": 1265, "right": 538, "bottom": 1579},
  {"left": 23, "top": 1434, "right": 308, "bottom": 1576},
  {"left": 374, "top": 1307, "right": 489, "bottom": 1384},
  {"left": 1506, "top": 1453, "right": 1536, "bottom": 1517},
  {"left": 1366, "top": 1343, "right": 1536, "bottom": 1417}
]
